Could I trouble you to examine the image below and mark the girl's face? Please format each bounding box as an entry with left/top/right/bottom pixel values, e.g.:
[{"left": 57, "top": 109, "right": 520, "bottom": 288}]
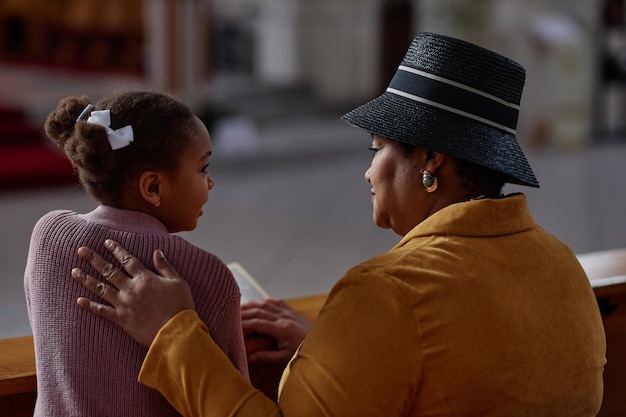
[
  {"left": 365, "top": 135, "right": 426, "bottom": 236},
  {"left": 159, "top": 116, "right": 214, "bottom": 233}
]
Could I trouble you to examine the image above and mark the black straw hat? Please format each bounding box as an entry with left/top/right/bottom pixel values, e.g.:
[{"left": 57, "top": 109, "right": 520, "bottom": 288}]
[{"left": 341, "top": 32, "right": 539, "bottom": 188}]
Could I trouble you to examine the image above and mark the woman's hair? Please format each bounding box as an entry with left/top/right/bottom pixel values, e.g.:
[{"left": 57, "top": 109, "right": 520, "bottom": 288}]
[
  {"left": 398, "top": 142, "right": 506, "bottom": 198},
  {"left": 454, "top": 157, "right": 507, "bottom": 198},
  {"left": 45, "top": 90, "right": 196, "bottom": 205}
]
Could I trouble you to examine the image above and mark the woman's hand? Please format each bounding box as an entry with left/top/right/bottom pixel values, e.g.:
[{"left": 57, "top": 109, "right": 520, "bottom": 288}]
[
  {"left": 71, "top": 239, "right": 195, "bottom": 347},
  {"left": 241, "top": 298, "right": 310, "bottom": 363}
]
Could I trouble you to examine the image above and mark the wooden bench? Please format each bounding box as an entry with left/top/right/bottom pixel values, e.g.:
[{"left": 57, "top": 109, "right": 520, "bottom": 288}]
[
  {"left": 0, "top": 293, "right": 327, "bottom": 416},
  {"left": 577, "top": 248, "right": 626, "bottom": 417},
  {"left": 0, "top": 336, "right": 36, "bottom": 417}
]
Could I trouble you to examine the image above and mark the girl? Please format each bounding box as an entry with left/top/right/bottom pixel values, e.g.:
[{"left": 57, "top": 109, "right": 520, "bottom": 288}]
[{"left": 24, "top": 90, "right": 248, "bottom": 417}]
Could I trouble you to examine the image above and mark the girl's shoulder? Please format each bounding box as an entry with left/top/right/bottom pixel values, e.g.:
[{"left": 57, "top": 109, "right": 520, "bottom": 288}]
[
  {"left": 163, "top": 235, "right": 235, "bottom": 285},
  {"left": 32, "top": 209, "right": 80, "bottom": 234}
]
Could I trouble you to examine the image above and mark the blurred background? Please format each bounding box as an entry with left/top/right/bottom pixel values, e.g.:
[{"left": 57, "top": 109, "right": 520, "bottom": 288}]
[{"left": 1, "top": 0, "right": 626, "bottom": 338}]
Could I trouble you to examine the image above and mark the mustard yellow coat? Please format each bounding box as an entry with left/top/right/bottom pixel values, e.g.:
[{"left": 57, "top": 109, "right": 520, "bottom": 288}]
[{"left": 139, "top": 194, "right": 606, "bottom": 417}]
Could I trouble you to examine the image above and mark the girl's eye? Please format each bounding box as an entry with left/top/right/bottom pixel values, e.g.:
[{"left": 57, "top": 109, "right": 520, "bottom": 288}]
[
  {"left": 201, "top": 163, "right": 210, "bottom": 173},
  {"left": 369, "top": 146, "right": 381, "bottom": 155}
]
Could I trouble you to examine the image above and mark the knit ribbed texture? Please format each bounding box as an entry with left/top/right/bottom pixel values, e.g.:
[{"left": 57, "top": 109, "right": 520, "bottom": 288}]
[{"left": 24, "top": 205, "right": 248, "bottom": 417}]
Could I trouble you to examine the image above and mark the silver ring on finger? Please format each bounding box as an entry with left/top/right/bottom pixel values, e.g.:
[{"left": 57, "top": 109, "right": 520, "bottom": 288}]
[{"left": 96, "top": 282, "right": 107, "bottom": 297}]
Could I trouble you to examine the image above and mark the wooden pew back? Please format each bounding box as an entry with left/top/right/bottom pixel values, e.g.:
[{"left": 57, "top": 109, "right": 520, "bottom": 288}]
[{"left": 577, "top": 248, "right": 626, "bottom": 417}]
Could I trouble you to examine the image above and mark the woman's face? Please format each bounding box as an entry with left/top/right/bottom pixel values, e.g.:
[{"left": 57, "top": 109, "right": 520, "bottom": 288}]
[
  {"left": 159, "top": 116, "right": 214, "bottom": 233},
  {"left": 365, "top": 135, "right": 425, "bottom": 236}
]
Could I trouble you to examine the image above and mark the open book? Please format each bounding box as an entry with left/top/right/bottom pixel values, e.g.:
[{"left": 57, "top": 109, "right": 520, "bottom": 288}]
[{"left": 227, "top": 262, "right": 270, "bottom": 304}]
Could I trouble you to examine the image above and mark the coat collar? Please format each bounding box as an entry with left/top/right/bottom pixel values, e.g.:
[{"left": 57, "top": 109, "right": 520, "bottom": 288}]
[{"left": 394, "top": 193, "right": 535, "bottom": 250}]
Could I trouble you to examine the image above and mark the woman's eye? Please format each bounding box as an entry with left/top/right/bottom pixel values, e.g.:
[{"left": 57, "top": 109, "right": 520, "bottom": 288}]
[
  {"left": 201, "top": 163, "right": 210, "bottom": 173},
  {"left": 369, "top": 146, "right": 381, "bottom": 155}
]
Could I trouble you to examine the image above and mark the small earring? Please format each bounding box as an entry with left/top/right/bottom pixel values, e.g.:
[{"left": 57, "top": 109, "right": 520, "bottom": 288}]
[
  {"left": 155, "top": 201, "right": 161, "bottom": 207},
  {"left": 422, "top": 170, "right": 438, "bottom": 193}
]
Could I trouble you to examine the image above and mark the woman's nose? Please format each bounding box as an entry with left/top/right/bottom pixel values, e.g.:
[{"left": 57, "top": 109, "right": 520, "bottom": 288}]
[
  {"left": 364, "top": 166, "right": 371, "bottom": 183},
  {"left": 207, "top": 174, "right": 215, "bottom": 190}
]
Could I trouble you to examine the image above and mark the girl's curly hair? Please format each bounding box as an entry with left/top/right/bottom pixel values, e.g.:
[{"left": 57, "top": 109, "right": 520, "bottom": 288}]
[{"left": 45, "top": 90, "right": 196, "bottom": 205}]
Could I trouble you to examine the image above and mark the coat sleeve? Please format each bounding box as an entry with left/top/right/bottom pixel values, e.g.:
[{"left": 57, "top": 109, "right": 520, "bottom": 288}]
[
  {"left": 139, "top": 270, "right": 423, "bottom": 417},
  {"left": 139, "top": 310, "right": 280, "bottom": 417},
  {"left": 277, "top": 270, "right": 423, "bottom": 416}
]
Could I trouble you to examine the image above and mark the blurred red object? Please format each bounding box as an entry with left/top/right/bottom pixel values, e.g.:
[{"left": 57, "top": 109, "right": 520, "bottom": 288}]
[
  {"left": 0, "top": 104, "right": 78, "bottom": 191},
  {"left": 0, "top": 143, "right": 77, "bottom": 190}
]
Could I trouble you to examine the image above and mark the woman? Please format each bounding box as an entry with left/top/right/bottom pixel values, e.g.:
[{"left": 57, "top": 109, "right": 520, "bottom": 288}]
[{"left": 71, "top": 32, "right": 606, "bottom": 416}]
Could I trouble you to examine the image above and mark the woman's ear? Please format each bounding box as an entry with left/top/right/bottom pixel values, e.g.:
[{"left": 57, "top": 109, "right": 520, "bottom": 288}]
[
  {"left": 424, "top": 151, "right": 448, "bottom": 173},
  {"left": 138, "top": 171, "right": 162, "bottom": 207}
]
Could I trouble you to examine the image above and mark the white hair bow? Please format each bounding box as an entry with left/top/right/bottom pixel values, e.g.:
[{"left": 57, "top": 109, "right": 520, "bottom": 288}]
[{"left": 86, "top": 109, "right": 134, "bottom": 150}]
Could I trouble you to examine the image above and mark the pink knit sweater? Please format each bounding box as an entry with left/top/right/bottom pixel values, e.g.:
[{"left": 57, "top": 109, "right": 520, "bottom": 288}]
[{"left": 24, "top": 205, "right": 248, "bottom": 417}]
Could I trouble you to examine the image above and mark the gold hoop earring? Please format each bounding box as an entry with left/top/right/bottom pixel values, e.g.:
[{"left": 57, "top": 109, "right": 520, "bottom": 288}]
[{"left": 422, "top": 170, "right": 438, "bottom": 193}]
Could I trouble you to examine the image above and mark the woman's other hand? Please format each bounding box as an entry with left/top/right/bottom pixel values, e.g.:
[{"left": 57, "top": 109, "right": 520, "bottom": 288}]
[
  {"left": 71, "top": 239, "right": 195, "bottom": 347},
  {"left": 241, "top": 298, "right": 310, "bottom": 363}
]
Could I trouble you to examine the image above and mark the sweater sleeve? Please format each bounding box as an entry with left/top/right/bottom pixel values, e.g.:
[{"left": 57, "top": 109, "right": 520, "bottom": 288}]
[
  {"left": 206, "top": 293, "right": 249, "bottom": 379},
  {"left": 139, "top": 269, "right": 424, "bottom": 417}
]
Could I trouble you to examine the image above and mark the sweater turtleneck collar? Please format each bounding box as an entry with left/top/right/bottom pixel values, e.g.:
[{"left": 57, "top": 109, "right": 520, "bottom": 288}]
[{"left": 79, "top": 205, "right": 169, "bottom": 235}]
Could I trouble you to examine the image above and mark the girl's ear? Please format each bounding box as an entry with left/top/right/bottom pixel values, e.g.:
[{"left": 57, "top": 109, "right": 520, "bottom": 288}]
[{"left": 138, "top": 171, "right": 162, "bottom": 207}]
